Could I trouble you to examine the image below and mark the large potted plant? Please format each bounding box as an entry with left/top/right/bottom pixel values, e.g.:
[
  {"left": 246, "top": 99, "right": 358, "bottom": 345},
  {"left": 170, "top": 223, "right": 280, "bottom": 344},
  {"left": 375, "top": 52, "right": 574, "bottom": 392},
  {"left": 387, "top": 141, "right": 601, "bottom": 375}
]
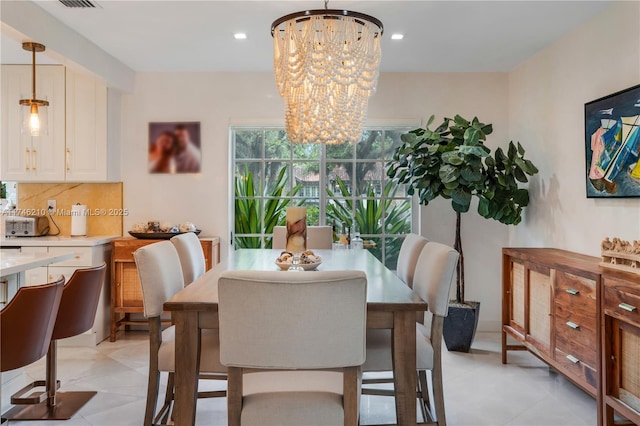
[{"left": 387, "top": 115, "right": 538, "bottom": 352}]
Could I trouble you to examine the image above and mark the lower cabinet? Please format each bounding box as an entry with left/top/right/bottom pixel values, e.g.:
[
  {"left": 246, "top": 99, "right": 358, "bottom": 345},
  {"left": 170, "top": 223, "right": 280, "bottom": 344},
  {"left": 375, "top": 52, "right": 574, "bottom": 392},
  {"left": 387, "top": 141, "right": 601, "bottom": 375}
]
[
  {"left": 602, "top": 270, "right": 640, "bottom": 426},
  {"left": 21, "top": 244, "right": 112, "bottom": 346},
  {"left": 502, "top": 249, "right": 602, "bottom": 399}
]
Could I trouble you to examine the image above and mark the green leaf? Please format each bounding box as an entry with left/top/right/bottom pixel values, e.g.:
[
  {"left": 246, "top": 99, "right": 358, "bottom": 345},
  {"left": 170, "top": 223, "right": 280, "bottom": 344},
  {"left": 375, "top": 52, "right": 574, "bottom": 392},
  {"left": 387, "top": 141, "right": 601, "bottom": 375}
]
[
  {"left": 508, "top": 142, "right": 517, "bottom": 161},
  {"left": 517, "top": 141, "right": 525, "bottom": 155},
  {"left": 425, "top": 115, "right": 435, "bottom": 128},
  {"left": 463, "top": 127, "right": 481, "bottom": 146},
  {"left": 442, "top": 151, "right": 464, "bottom": 165},
  {"left": 444, "top": 180, "right": 459, "bottom": 189},
  {"left": 451, "top": 187, "right": 472, "bottom": 209},
  {"left": 513, "top": 167, "right": 528, "bottom": 183},
  {"left": 485, "top": 156, "right": 496, "bottom": 168},
  {"left": 439, "top": 164, "right": 460, "bottom": 183},
  {"left": 401, "top": 132, "right": 417, "bottom": 144},
  {"left": 513, "top": 188, "right": 530, "bottom": 206},
  {"left": 478, "top": 196, "right": 490, "bottom": 217},
  {"left": 453, "top": 115, "right": 470, "bottom": 127},
  {"left": 524, "top": 159, "right": 539, "bottom": 175},
  {"left": 460, "top": 167, "right": 482, "bottom": 182},
  {"left": 459, "top": 145, "right": 489, "bottom": 158}
]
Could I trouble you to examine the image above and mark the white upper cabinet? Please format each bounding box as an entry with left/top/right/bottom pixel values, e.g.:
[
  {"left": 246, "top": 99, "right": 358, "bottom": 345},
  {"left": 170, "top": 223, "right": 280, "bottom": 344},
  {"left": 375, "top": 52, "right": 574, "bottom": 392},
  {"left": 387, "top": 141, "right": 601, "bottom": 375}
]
[
  {"left": 65, "top": 69, "right": 108, "bottom": 181},
  {"left": 1, "top": 65, "right": 116, "bottom": 182},
  {"left": 1, "top": 65, "right": 66, "bottom": 181}
]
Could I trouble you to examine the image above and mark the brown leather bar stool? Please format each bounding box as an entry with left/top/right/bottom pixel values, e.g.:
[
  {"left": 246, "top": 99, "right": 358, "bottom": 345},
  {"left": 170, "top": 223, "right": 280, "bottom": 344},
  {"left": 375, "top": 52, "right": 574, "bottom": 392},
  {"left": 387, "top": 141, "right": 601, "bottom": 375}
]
[
  {"left": 4, "top": 263, "right": 106, "bottom": 421},
  {"left": 1, "top": 277, "right": 65, "bottom": 423}
]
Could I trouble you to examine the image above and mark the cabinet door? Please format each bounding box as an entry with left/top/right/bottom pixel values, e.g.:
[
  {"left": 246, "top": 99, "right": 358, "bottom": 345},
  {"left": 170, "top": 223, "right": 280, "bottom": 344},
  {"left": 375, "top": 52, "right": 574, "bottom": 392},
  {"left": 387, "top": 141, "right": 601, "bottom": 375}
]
[
  {"left": 527, "top": 266, "right": 552, "bottom": 355},
  {"left": 25, "top": 266, "right": 49, "bottom": 286},
  {"left": 30, "top": 66, "right": 66, "bottom": 181},
  {"left": 65, "top": 69, "right": 108, "bottom": 181},
  {"left": 1, "top": 65, "right": 33, "bottom": 181}
]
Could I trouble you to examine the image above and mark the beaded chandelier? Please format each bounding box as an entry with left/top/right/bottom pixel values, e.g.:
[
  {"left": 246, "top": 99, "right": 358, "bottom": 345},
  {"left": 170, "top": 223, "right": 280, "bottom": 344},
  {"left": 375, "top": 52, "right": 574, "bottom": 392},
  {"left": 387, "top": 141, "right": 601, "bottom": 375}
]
[{"left": 271, "top": 3, "right": 383, "bottom": 145}]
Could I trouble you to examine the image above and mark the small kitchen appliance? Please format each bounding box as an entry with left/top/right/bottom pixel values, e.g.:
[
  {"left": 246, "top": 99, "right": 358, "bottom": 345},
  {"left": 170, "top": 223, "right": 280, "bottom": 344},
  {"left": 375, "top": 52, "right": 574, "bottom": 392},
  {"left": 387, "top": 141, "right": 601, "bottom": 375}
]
[{"left": 4, "top": 215, "right": 50, "bottom": 237}]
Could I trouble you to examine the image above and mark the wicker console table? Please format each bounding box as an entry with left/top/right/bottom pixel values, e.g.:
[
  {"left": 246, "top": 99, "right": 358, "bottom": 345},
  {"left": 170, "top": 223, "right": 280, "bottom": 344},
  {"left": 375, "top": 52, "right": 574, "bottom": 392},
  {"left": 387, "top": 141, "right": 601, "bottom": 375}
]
[{"left": 109, "top": 236, "right": 220, "bottom": 341}]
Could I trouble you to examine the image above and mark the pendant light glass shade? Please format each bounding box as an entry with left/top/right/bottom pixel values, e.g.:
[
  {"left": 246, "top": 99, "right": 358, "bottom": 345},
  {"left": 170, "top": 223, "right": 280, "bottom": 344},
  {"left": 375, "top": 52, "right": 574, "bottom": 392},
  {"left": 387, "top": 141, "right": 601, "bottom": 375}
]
[
  {"left": 19, "top": 42, "right": 49, "bottom": 137},
  {"left": 272, "top": 8, "right": 383, "bottom": 145}
]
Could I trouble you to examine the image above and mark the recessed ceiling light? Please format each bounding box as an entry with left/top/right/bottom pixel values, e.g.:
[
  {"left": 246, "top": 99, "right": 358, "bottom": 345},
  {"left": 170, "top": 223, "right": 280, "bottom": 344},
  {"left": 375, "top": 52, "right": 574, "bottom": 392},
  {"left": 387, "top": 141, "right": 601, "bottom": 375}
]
[
  {"left": 391, "top": 33, "right": 404, "bottom": 40},
  {"left": 234, "top": 33, "right": 247, "bottom": 40}
]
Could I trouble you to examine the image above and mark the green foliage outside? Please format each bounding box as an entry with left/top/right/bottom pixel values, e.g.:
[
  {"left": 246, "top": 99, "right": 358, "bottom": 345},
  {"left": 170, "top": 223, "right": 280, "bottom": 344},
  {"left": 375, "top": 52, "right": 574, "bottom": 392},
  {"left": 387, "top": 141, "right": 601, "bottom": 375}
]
[
  {"left": 235, "top": 165, "right": 301, "bottom": 249},
  {"left": 326, "top": 176, "right": 411, "bottom": 267}
]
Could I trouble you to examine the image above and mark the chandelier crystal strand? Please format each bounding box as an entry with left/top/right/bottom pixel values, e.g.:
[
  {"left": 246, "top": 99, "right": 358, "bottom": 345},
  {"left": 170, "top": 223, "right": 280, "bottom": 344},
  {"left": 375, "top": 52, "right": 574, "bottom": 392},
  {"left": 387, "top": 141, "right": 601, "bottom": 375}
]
[{"left": 273, "top": 13, "right": 382, "bottom": 144}]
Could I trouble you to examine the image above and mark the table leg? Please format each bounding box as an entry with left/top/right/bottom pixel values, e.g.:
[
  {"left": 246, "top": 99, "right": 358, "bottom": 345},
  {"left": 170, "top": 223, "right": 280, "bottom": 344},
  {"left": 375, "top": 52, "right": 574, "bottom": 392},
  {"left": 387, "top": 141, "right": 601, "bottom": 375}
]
[
  {"left": 393, "top": 311, "right": 417, "bottom": 426},
  {"left": 172, "top": 311, "right": 200, "bottom": 426}
]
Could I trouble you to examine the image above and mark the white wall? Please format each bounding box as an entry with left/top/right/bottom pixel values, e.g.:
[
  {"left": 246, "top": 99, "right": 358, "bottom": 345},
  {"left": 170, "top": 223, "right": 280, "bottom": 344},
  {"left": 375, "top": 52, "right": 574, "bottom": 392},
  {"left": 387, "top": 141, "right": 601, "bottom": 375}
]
[
  {"left": 508, "top": 1, "right": 640, "bottom": 255},
  {"left": 121, "top": 72, "right": 509, "bottom": 330}
]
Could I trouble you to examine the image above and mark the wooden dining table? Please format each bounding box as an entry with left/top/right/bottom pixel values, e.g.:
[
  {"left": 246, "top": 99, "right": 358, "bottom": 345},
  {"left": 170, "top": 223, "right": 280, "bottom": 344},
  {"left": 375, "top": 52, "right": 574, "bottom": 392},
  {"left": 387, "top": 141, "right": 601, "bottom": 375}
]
[{"left": 164, "top": 248, "right": 428, "bottom": 426}]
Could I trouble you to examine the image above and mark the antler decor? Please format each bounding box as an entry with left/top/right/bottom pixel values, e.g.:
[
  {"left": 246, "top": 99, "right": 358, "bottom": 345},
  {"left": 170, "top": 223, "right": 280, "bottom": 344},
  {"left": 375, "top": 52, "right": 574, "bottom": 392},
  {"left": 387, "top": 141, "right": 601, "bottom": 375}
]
[{"left": 600, "top": 237, "right": 640, "bottom": 274}]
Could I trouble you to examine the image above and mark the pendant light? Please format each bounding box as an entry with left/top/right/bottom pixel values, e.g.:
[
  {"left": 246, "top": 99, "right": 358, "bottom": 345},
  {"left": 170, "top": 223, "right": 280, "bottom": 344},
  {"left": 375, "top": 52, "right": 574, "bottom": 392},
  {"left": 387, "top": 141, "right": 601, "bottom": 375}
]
[
  {"left": 271, "top": 0, "right": 383, "bottom": 145},
  {"left": 19, "top": 42, "right": 49, "bottom": 137}
]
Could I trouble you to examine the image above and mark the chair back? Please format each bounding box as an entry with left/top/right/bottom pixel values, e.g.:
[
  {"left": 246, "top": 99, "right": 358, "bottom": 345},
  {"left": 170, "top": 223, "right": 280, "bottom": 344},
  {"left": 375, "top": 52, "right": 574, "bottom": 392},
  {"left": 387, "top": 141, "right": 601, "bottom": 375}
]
[
  {"left": 218, "top": 270, "right": 367, "bottom": 369},
  {"left": 272, "top": 226, "right": 286, "bottom": 250},
  {"left": 170, "top": 232, "right": 206, "bottom": 284},
  {"left": 134, "top": 241, "right": 185, "bottom": 318},
  {"left": 396, "top": 233, "right": 428, "bottom": 288},
  {"left": 273, "top": 225, "right": 333, "bottom": 250},
  {"left": 307, "top": 226, "right": 332, "bottom": 249},
  {"left": 413, "top": 242, "right": 459, "bottom": 317},
  {"left": 52, "top": 263, "right": 106, "bottom": 340},
  {"left": 0, "top": 277, "right": 65, "bottom": 372}
]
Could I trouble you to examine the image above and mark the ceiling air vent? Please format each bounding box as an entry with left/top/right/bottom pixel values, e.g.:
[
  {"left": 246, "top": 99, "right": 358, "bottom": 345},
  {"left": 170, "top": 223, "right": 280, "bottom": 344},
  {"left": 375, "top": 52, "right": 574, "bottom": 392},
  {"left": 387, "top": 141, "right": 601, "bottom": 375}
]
[{"left": 59, "top": 0, "right": 99, "bottom": 8}]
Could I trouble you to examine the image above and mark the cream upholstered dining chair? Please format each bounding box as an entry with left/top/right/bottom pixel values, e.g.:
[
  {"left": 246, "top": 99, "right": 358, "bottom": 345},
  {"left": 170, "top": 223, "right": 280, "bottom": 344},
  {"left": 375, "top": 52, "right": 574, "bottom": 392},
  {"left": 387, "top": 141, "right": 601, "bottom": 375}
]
[
  {"left": 134, "top": 241, "right": 226, "bottom": 426},
  {"left": 170, "top": 232, "right": 206, "bottom": 285},
  {"left": 363, "top": 242, "right": 458, "bottom": 426},
  {"left": 396, "top": 233, "right": 429, "bottom": 289},
  {"left": 363, "top": 233, "right": 427, "bottom": 379},
  {"left": 272, "top": 225, "right": 333, "bottom": 249},
  {"left": 218, "top": 270, "right": 367, "bottom": 426}
]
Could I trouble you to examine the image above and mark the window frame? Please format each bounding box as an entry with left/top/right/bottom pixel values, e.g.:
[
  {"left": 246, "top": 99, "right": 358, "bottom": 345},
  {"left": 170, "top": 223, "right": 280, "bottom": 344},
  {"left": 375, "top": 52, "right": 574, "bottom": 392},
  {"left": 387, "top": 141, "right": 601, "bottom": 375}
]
[{"left": 229, "top": 124, "right": 419, "bottom": 268}]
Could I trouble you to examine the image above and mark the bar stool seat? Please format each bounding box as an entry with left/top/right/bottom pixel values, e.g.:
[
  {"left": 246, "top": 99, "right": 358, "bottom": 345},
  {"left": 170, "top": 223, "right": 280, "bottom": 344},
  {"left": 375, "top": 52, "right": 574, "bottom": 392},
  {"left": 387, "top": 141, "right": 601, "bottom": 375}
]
[
  {"left": 4, "top": 264, "right": 106, "bottom": 421},
  {"left": 1, "top": 277, "right": 65, "bottom": 423}
]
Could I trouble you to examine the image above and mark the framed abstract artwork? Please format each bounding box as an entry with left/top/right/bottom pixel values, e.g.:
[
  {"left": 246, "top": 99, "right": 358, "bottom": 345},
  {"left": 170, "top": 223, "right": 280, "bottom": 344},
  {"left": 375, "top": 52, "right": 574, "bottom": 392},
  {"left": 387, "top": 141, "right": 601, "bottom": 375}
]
[
  {"left": 585, "top": 84, "right": 640, "bottom": 198},
  {"left": 148, "top": 122, "right": 201, "bottom": 174}
]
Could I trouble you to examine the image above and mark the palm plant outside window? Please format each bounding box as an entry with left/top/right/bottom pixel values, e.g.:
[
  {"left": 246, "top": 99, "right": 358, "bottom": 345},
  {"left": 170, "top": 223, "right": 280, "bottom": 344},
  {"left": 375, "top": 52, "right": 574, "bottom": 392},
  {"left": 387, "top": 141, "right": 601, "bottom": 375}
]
[{"left": 232, "top": 127, "right": 415, "bottom": 269}]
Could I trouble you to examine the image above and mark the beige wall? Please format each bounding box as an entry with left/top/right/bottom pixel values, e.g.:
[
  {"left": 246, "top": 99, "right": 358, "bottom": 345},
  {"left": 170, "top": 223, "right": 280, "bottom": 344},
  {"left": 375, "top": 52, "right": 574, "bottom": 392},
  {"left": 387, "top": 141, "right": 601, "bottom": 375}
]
[{"left": 508, "top": 1, "right": 640, "bottom": 255}]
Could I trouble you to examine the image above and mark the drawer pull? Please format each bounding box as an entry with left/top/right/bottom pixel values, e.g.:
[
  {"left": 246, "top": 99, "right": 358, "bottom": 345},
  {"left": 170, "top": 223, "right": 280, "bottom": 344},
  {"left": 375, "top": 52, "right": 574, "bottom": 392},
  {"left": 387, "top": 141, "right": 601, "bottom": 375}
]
[
  {"left": 618, "top": 303, "right": 637, "bottom": 312},
  {"left": 565, "top": 288, "right": 579, "bottom": 295},
  {"left": 566, "top": 354, "right": 580, "bottom": 364},
  {"left": 566, "top": 321, "right": 580, "bottom": 329}
]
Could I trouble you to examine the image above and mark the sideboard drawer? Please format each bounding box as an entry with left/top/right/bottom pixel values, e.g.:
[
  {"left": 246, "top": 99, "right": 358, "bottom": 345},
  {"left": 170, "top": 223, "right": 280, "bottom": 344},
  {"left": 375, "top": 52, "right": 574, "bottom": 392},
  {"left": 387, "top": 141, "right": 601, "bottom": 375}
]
[
  {"left": 555, "top": 271, "right": 596, "bottom": 311},
  {"left": 554, "top": 303, "right": 597, "bottom": 350},
  {"left": 604, "top": 283, "right": 640, "bottom": 329},
  {"left": 555, "top": 326, "right": 597, "bottom": 368},
  {"left": 554, "top": 347, "right": 597, "bottom": 390}
]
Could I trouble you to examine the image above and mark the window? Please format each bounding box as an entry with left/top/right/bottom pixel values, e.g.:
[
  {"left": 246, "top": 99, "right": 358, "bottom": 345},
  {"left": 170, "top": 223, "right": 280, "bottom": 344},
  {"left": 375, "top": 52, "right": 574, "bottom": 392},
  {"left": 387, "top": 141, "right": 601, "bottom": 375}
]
[{"left": 231, "top": 127, "right": 415, "bottom": 269}]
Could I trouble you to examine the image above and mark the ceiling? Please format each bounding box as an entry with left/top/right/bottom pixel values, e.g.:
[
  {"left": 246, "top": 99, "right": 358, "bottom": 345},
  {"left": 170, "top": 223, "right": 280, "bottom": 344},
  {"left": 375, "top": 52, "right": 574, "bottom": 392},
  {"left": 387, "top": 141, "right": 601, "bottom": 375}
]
[{"left": 2, "top": 0, "right": 611, "bottom": 72}]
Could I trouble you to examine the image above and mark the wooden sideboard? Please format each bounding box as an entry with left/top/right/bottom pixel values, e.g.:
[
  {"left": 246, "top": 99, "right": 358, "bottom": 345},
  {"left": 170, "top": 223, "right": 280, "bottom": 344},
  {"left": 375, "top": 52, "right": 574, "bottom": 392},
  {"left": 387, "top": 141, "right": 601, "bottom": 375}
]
[
  {"left": 502, "top": 249, "right": 603, "bottom": 411},
  {"left": 503, "top": 247, "right": 640, "bottom": 426},
  {"left": 602, "top": 269, "right": 640, "bottom": 426},
  {"left": 110, "top": 236, "right": 220, "bottom": 341}
]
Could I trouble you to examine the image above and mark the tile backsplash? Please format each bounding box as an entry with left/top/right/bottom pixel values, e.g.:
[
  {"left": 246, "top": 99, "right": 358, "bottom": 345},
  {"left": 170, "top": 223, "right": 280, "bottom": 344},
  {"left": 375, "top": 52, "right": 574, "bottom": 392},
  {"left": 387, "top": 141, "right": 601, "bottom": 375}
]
[{"left": 17, "top": 183, "right": 123, "bottom": 236}]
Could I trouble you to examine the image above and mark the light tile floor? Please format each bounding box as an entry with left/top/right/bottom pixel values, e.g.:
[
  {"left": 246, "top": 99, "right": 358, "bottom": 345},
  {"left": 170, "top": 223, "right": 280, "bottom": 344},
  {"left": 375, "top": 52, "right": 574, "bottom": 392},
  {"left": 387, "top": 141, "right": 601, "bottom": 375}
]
[{"left": 2, "top": 332, "right": 596, "bottom": 426}]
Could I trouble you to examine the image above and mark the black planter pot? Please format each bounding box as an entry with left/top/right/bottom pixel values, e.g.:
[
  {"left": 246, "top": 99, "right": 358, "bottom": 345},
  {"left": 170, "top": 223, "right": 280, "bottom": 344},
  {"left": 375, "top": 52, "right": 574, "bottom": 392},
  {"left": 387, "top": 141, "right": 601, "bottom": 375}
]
[{"left": 442, "top": 301, "right": 480, "bottom": 353}]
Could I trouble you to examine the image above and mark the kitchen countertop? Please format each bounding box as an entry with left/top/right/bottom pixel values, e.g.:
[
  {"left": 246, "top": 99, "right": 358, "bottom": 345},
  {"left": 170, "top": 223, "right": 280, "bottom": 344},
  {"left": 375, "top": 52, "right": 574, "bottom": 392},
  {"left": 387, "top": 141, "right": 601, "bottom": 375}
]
[
  {"left": 0, "top": 235, "right": 120, "bottom": 247},
  {"left": 1, "top": 251, "right": 75, "bottom": 276}
]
